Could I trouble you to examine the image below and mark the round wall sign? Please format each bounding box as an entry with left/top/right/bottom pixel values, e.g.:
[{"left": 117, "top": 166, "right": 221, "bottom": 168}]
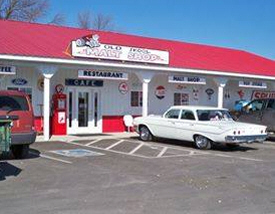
[
  {"left": 155, "top": 86, "right": 165, "bottom": 99},
  {"left": 118, "top": 82, "right": 129, "bottom": 94},
  {"left": 37, "top": 78, "right": 44, "bottom": 91}
]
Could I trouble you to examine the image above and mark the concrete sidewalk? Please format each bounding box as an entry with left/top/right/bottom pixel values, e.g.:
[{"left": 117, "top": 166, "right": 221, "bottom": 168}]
[{"left": 35, "top": 132, "right": 139, "bottom": 143}]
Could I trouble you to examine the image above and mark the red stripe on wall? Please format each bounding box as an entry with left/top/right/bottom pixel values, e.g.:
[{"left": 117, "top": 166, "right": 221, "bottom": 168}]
[{"left": 102, "top": 115, "right": 140, "bottom": 133}]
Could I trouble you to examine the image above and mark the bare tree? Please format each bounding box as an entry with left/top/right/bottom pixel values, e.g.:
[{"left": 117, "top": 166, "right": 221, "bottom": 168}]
[
  {"left": 48, "top": 13, "right": 65, "bottom": 26},
  {"left": 0, "top": 0, "right": 65, "bottom": 25},
  {"left": 77, "top": 11, "right": 115, "bottom": 31},
  {"left": 77, "top": 11, "right": 92, "bottom": 29},
  {"left": 92, "top": 13, "right": 114, "bottom": 31},
  {"left": 0, "top": 0, "right": 48, "bottom": 21}
]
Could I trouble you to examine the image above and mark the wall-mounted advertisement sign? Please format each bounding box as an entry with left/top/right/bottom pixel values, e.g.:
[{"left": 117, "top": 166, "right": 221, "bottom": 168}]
[
  {"left": 78, "top": 70, "right": 128, "bottom": 80},
  {"left": 239, "top": 81, "right": 267, "bottom": 89},
  {"left": 11, "top": 78, "right": 27, "bottom": 86},
  {"left": 155, "top": 86, "right": 165, "bottom": 99},
  {"left": 118, "top": 82, "right": 129, "bottom": 95},
  {"left": 71, "top": 35, "right": 169, "bottom": 65},
  {"left": 169, "top": 75, "right": 206, "bottom": 84},
  {"left": 251, "top": 91, "right": 275, "bottom": 100},
  {"left": 65, "top": 79, "right": 103, "bottom": 87},
  {"left": 0, "top": 65, "right": 16, "bottom": 75}
]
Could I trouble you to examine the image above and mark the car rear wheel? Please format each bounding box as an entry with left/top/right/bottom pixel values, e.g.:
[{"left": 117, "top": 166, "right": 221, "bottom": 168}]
[
  {"left": 139, "top": 126, "right": 153, "bottom": 141},
  {"left": 11, "top": 144, "right": 29, "bottom": 159},
  {"left": 194, "top": 135, "right": 212, "bottom": 150}
]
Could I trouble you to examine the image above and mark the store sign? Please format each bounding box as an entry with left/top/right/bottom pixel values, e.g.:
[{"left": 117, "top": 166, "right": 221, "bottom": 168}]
[
  {"left": 71, "top": 35, "right": 169, "bottom": 65},
  {"left": 251, "top": 91, "right": 275, "bottom": 100},
  {"left": 239, "top": 81, "right": 267, "bottom": 89},
  {"left": 11, "top": 78, "right": 27, "bottom": 85},
  {"left": 65, "top": 79, "right": 103, "bottom": 87},
  {"left": 0, "top": 65, "right": 16, "bottom": 75},
  {"left": 78, "top": 70, "right": 128, "bottom": 80},
  {"left": 168, "top": 75, "right": 206, "bottom": 84}
]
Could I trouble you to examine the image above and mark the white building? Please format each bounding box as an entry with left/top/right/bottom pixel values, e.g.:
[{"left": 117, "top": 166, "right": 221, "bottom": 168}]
[{"left": 1, "top": 20, "right": 275, "bottom": 140}]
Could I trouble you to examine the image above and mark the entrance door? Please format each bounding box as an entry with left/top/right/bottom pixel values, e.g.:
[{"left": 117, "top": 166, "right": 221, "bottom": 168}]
[{"left": 67, "top": 88, "right": 101, "bottom": 134}]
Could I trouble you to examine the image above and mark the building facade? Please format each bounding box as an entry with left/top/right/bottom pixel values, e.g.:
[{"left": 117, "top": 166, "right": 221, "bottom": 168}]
[{"left": 1, "top": 20, "right": 275, "bottom": 140}]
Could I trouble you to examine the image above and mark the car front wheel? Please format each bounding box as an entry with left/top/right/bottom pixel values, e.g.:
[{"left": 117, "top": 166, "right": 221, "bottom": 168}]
[
  {"left": 139, "top": 126, "right": 153, "bottom": 141},
  {"left": 194, "top": 135, "right": 212, "bottom": 150},
  {"left": 11, "top": 144, "right": 29, "bottom": 159}
]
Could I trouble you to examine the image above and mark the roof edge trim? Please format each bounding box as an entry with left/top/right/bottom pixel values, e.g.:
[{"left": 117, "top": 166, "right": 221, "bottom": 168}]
[{"left": 1, "top": 54, "right": 275, "bottom": 81}]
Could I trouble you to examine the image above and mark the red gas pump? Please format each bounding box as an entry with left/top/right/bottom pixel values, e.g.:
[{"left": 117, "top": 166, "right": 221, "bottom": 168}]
[{"left": 51, "top": 84, "right": 67, "bottom": 135}]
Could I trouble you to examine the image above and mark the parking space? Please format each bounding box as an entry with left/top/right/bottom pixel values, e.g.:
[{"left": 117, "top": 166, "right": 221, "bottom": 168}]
[
  {"left": 1, "top": 136, "right": 275, "bottom": 214},
  {"left": 66, "top": 138, "right": 206, "bottom": 159}
]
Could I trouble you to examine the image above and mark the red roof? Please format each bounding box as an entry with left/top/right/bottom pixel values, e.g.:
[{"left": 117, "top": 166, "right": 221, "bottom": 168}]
[{"left": 1, "top": 19, "right": 275, "bottom": 77}]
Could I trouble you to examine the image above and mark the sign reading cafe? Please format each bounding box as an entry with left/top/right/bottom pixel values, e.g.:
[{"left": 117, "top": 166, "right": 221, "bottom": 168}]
[
  {"left": 72, "top": 34, "right": 169, "bottom": 65},
  {"left": 78, "top": 70, "right": 128, "bottom": 80},
  {"left": 168, "top": 75, "right": 206, "bottom": 85}
]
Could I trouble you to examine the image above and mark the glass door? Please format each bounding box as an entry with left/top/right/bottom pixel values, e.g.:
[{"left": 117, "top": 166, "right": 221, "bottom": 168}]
[{"left": 67, "top": 88, "right": 101, "bottom": 134}]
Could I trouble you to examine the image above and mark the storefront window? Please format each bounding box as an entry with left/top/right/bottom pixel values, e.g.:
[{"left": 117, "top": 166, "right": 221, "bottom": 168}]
[
  {"left": 131, "top": 91, "right": 143, "bottom": 107},
  {"left": 7, "top": 87, "right": 32, "bottom": 102},
  {"left": 174, "top": 93, "right": 189, "bottom": 105}
]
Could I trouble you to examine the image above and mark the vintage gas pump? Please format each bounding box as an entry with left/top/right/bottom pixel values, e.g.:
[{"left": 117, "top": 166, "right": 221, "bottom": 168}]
[{"left": 51, "top": 84, "right": 67, "bottom": 135}]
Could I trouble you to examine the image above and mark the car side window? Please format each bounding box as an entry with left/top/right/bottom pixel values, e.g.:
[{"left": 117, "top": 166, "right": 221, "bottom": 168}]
[
  {"left": 267, "top": 99, "right": 275, "bottom": 109},
  {"left": 181, "top": 110, "right": 195, "bottom": 120},
  {"left": 165, "top": 109, "right": 180, "bottom": 119},
  {"left": 246, "top": 99, "right": 265, "bottom": 112}
]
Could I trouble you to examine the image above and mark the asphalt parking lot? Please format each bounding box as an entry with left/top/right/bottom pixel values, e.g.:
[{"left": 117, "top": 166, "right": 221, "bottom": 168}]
[{"left": 1, "top": 135, "right": 275, "bottom": 214}]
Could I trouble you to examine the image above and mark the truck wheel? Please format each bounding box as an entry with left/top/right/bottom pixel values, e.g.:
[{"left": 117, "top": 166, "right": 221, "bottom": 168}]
[
  {"left": 194, "top": 135, "right": 212, "bottom": 150},
  {"left": 11, "top": 145, "right": 29, "bottom": 159},
  {"left": 139, "top": 126, "right": 153, "bottom": 141}
]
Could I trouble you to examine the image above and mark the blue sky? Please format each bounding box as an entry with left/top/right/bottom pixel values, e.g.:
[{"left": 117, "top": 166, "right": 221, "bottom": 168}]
[{"left": 46, "top": 0, "right": 275, "bottom": 60}]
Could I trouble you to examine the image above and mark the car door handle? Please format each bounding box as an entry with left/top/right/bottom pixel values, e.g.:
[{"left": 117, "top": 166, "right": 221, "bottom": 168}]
[{"left": 189, "top": 124, "right": 194, "bottom": 126}]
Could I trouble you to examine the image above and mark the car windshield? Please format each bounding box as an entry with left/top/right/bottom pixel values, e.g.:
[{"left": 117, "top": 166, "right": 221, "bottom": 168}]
[
  {"left": 197, "top": 109, "right": 234, "bottom": 121},
  {"left": 0, "top": 95, "right": 29, "bottom": 111}
]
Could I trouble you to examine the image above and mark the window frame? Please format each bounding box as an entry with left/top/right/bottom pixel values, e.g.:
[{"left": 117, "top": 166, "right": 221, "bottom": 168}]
[
  {"left": 164, "top": 109, "right": 181, "bottom": 119},
  {"left": 131, "top": 91, "right": 143, "bottom": 107},
  {"left": 180, "top": 110, "right": 196, "bottom": 120}
]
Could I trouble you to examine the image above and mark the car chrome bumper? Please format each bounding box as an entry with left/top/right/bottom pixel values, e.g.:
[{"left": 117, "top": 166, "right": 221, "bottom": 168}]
[{"left": 225, "top": 134, "right": 267, "bottom": 144}]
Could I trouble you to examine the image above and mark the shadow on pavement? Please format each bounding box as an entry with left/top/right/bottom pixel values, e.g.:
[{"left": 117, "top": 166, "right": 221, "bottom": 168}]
[
  {"left": 0, "top": 162, "right": 22, "bottom": 181},
  {"left": 0, "top": 148, "right": 41, "bottom": 161}
]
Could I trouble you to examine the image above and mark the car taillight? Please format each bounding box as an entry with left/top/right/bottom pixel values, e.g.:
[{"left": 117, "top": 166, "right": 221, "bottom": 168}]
[
  {"left": 233, "top": 131, "right": 236, "bottom": 135},
  {"left": 238, "top": 131, "right": 241, "bottom": 135}
]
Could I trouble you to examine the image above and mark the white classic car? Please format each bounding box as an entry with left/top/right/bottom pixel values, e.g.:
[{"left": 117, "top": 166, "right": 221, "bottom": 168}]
[{"left": 133, "top": 106, "right": 267, "bottom": 149}]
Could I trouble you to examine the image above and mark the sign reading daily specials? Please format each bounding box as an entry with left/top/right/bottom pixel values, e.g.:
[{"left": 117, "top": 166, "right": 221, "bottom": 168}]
[
  {"left": 78, "top": 70, "right": 128, "bottom": 80},
  {"left": 239, "top": 81, "right": 267, "bottom": 89},
  {"left": 168, "top": 75, "right": 206, "bottom": 84},
  {"left": 71, "top": 34, "right": 169, "bottom": 65},
  {"left": 251, "top": 91, "right": 275, "bottom": 100},
  {"left": 0, "top": 65, "right": 16, "bottom": 75}
]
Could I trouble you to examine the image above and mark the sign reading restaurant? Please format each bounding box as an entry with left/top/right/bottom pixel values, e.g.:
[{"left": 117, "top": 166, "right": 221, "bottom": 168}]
[
  {"left": 168, "top": 75, "right": 206, "bottom": 84},
  {"left": 71, "top": 34, "right": 169, "bottom": 65},
  {"left": 78, "top": 70, "right": 128, "bottom": 80}
]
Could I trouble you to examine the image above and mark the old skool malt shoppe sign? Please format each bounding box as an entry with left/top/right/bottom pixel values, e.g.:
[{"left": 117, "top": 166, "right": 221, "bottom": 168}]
[{"left": 71, "top": 34, "right": 169, "bottom": 65}]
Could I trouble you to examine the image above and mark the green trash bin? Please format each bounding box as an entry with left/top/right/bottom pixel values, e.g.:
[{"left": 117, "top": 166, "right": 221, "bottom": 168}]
[
  {"left": 0, "top": 115, "right": 18, "bottom": 156},
  {"left": 0, "top": 118, "right": 12, "bottom": 155}
]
